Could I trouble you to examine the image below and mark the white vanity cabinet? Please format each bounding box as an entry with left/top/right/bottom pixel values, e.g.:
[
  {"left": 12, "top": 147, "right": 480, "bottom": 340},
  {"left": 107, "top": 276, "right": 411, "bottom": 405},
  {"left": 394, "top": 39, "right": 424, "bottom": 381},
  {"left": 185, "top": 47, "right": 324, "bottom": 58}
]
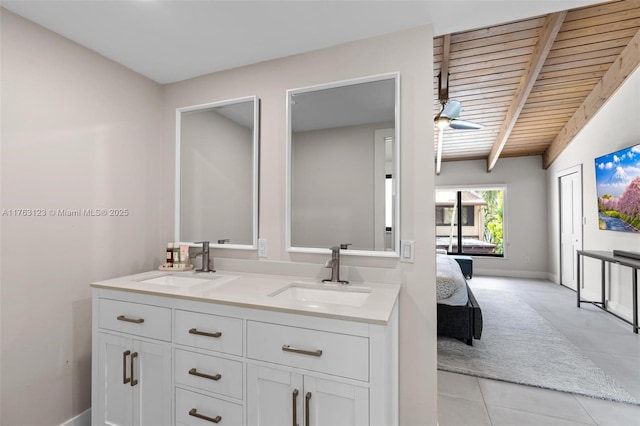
[
  {"left": 246, "top": 320, "right": 370, "bottom": 425},
  {"left": 247, "top": 365, "right": 368, "bottom": 426},
  {"left": 92, "top": 277, "right": 399, "bottom": 426},
  {"left": 93, "top": 298, "right": 173, "bottom": 426},
  {"left": 172, "top": 309, "right": 245, "bottom": 426}
]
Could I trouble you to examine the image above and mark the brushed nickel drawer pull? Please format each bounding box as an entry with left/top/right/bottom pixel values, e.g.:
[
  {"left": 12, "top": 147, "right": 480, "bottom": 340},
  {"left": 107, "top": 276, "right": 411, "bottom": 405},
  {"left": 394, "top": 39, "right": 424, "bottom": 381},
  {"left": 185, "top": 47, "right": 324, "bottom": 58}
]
[
  {"left": 189, "top": 408, "right": 221, "bottom": 423},
  {"left": 189, "top": 368, "right": 221, "bottom": 381},
  {"left": 122, "top": 350, "right": 131, "bottom": 384},
  {"left": 282, "top": 345, "right": 323, "bottom": 357},
  {"left": 305, "top": 392, "right": 312, "bottom": 426},
  {"left": 117, "top": 315, "right": 144, "bottom": 324},
  {"left": 189, "top": 328, "right": 222, "bottom": 338},
  {"left": 292, "top": 389, "right": 299, "bottom": 426},
  {"left": 130, "top": 352, "right": 138, "bottom": 386}
]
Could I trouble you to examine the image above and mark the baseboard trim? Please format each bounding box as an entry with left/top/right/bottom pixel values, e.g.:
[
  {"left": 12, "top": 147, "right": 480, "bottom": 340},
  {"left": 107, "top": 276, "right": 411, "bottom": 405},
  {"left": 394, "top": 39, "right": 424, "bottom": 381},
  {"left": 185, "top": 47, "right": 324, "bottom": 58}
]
[
  {"left": 60, "top": 408, "right": 90, "bottom": 426},
  {"left": 474, "top": 268, "right": 549, "bottom": 280}
]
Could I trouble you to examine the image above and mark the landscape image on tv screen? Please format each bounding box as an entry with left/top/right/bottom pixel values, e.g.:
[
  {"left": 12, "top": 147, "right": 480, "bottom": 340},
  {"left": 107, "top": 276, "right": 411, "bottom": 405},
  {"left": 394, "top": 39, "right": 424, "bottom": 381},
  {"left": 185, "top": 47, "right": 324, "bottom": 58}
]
[{"left": 595, "top": 143, "right": 640, "bottom": 233}]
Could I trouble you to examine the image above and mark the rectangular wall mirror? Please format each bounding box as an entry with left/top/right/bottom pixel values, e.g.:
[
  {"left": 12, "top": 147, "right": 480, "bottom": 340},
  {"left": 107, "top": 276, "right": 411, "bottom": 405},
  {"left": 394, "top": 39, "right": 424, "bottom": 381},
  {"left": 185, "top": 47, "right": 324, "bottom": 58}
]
[
  {"left": 176, "top": 96, "right": 259, "bottom": 249},
  {"left": 286, "top": 73, "right": 400, "bottom": 257}
]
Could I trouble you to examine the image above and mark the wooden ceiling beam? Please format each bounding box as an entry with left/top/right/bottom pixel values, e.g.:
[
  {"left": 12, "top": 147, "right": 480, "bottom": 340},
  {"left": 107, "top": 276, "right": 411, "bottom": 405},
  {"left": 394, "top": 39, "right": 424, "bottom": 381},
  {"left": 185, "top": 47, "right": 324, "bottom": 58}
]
[
  {"left": 487, "top": 12, "right": 567, "bottom": 172},
  {"left": 543, "top": 26, "right": 640, "bottom": 169}
]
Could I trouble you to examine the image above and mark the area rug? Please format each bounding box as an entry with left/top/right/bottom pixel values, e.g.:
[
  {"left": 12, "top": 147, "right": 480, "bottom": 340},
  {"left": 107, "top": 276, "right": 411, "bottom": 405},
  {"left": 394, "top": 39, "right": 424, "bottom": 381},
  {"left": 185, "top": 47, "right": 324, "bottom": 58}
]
[{"left": 437, "top": 288, "right": 638, "bottom": 405}]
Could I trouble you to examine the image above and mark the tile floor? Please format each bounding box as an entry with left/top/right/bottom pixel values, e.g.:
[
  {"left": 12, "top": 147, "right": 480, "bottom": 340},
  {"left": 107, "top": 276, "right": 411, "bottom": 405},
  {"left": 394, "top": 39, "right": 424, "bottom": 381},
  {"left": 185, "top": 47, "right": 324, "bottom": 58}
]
[{"left": 438, "top": 276, "right": 640, "bottom": 426}]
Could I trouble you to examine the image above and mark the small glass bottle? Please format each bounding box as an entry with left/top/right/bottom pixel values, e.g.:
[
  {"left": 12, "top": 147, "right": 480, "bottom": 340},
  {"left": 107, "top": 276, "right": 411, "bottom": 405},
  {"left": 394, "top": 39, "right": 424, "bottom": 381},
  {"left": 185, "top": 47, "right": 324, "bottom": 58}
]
[
  {"left": 172, "top": 243, "right": 181, "bottom": 269},
  {"left": 166, "top": 243, "right": 174, "bottom": 267}
]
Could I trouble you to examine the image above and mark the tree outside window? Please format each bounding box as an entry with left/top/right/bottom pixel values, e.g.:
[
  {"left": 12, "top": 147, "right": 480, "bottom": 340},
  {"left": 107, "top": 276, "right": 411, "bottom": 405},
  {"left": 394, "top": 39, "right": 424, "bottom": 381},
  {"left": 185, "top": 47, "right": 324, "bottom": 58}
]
[{"left": 435, "top": 187, "right": 505, "bottom": 256}]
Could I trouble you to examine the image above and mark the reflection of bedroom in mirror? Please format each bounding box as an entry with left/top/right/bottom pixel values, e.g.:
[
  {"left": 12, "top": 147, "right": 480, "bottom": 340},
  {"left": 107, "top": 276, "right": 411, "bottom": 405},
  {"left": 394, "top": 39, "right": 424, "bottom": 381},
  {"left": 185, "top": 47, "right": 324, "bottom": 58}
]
[
  {"left": 176, "top": 96, "right": 259, "bottom": 249},
  {"left": 286, "top": 73, "right": 400, "bottom": 257}
]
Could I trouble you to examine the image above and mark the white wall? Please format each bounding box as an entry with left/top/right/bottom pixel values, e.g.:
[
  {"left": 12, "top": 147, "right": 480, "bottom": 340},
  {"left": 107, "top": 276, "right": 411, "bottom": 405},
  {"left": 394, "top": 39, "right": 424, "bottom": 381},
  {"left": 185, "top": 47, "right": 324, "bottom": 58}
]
[
  {"left": 436, "top": 156, "right": 550, "bottom": 278},
  {"left": 0, "top": 10, "right": 166, "bottom": 425},
  {"left": 292, "top": 122, "right": 391, "bottom": 250},
  {"left": 547, "top": 66, "right": 640, "bottom": 320},
  {"left": 163, "top": 26, "right": 437, "bottom": 424}
]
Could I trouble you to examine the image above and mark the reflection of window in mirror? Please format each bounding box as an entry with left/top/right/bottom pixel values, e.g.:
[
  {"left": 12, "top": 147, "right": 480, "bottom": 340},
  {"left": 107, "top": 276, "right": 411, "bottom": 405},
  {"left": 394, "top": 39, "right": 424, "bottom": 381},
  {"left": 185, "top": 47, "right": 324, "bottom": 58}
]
[
  {"left": 385, "top": 174, "right": 393, "bottom": 250},
  {"left": 376, "top": 130, "right": 395, "bottom": 252}
]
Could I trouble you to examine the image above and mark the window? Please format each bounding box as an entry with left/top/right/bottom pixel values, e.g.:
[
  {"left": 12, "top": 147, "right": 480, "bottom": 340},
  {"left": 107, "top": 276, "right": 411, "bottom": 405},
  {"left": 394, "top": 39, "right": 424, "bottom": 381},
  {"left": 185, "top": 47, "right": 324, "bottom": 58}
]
[
  {"left": 385, "top": 174, "right": 393, "bottom": 230},
  {"left": 436, "top": 206, "right": 474, "bottom": 226},
  {"left": 435, "top": 187, "right": 505, "bottom": 256}
]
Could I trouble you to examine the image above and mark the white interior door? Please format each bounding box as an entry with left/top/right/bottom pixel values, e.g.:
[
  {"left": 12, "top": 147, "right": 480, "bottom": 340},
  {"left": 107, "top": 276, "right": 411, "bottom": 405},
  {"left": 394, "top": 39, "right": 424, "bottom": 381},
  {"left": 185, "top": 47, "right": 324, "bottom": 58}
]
[{"left": 560, "top": 169, "right": 583, "bottom": 291}]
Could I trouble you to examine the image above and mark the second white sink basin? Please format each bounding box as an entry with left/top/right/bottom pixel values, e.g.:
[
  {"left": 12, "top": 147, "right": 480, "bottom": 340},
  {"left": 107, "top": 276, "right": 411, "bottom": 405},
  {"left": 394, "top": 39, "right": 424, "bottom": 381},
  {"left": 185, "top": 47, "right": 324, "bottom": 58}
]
[
  {"left": 139, "top": 274, "right": 220, "bottom": 288},
  {"left": 269, "top": 283, "right": 372, "bottom": 307}
]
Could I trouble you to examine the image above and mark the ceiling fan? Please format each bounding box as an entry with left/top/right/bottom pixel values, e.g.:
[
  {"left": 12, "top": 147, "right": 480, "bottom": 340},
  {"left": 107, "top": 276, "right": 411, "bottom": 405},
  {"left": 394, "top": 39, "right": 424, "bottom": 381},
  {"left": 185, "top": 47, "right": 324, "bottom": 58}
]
[
  {"left": 434, "top": 99, "right": 483, "bottom": 131},
  {"left": 434, "top": 71, "right": 483, "bottom": 174}
]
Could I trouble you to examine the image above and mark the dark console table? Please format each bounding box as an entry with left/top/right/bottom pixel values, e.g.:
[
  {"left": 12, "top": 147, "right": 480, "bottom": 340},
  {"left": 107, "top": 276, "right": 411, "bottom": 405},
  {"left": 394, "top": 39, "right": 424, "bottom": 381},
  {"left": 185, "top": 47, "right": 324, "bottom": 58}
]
[{"left": 576, "top": 250, "right": 638, "bottom": 334}]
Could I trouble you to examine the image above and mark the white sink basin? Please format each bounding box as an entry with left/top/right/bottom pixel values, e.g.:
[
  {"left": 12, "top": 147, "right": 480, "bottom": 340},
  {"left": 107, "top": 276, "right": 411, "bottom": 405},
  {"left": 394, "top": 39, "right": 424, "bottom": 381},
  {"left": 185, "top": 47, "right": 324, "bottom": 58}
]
[
  {"left": 269, "top": 283, "right": 372, "bottom": 307},
  {"left": 138, "top": 274, "right": 220, "bottom": 288}
]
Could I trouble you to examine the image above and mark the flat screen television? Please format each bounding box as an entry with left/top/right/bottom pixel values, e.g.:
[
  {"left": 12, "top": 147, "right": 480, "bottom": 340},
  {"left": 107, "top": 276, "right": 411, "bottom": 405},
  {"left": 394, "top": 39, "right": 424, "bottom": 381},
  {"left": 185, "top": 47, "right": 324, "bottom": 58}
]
[{"left": 594, "top": 143, "right": 640, "bottom": 233}]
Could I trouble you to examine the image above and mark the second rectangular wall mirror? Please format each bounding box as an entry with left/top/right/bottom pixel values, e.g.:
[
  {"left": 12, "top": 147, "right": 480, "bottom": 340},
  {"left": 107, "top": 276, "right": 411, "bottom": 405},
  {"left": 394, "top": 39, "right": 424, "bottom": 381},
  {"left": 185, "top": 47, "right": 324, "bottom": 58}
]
[
  {"left": 176, "top": 96, "right": 259, "bottom": 249},
  {"left": 286, "top": 73, "right": 400, "bottom": 257}
]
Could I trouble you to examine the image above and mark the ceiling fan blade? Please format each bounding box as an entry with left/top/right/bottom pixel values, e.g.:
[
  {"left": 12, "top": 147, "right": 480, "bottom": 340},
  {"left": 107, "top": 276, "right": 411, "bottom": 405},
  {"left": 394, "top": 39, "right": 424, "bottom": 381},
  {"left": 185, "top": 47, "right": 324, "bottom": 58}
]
[
  {"left": 449, "top": 119, "right": 484, "bottom": 130},
  {"left": 441, "top": 100, "right": 461, "bottom": 119}
]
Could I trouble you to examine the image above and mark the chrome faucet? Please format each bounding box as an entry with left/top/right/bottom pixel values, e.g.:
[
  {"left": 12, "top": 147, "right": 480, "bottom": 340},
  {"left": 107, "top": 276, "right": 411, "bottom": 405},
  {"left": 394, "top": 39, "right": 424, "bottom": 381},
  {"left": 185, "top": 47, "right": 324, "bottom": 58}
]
[
  {"left": 322, "top": 244, "right": 350, "bottom": 284},
  {"left": 192, "top": 241, "right": 215, "bottom": 273}
]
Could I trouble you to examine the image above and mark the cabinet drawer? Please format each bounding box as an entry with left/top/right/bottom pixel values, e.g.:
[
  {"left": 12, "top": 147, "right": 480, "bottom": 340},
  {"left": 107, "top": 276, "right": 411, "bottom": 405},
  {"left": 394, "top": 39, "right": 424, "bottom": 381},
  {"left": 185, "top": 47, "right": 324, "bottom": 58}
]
[
  {"left": 247, "top": 321, "right": 369, "bottom": 381},
  {"left": 98, "top": 298, "right": 171, "bottom": 341},
  {"left": 175, "top": 349, "right": 243, "bottom": 399},
  {"left": 176, "top": 388, "right": 243, "bottom": 426},
  {"left": 175, "top": 310, "right": 243, "bottom": 356}
]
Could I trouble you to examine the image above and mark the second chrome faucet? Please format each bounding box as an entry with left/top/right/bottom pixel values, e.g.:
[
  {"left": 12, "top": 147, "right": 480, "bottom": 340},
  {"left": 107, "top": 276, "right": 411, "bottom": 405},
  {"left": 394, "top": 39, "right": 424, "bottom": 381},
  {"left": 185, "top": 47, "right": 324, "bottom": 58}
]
[
  {"left": 192, "top": 241, "right": 215, "bottom": 273},
  {"left": 322, "top": 244, "right": 351, "bottom": 284}
]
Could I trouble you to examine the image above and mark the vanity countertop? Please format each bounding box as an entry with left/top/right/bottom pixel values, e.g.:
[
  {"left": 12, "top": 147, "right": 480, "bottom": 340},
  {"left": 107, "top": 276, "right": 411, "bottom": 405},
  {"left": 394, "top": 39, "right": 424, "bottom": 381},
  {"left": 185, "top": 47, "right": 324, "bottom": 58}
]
[{"left": 91, "top": 269, "right": 400, "bottom": 325}]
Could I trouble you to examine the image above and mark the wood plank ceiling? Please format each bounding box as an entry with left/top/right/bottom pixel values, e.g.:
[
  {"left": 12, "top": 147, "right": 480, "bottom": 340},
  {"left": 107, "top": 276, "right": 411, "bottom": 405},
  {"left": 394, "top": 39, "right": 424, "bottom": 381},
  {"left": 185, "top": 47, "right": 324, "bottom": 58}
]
[{"left": 433, "top": 0, "right": 640, "bottom": 173}]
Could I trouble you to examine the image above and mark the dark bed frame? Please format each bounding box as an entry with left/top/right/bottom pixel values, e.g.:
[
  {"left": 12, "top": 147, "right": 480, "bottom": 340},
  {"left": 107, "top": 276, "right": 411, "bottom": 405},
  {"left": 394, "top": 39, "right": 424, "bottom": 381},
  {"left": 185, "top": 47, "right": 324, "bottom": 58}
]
[{"left": 437, "top": 282, "right": 483, "bottom": 346}]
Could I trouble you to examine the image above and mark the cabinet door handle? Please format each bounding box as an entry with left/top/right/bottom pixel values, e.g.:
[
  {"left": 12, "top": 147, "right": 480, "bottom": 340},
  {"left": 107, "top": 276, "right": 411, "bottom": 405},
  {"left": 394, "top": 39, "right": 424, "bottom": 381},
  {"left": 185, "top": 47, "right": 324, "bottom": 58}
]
[
  {"left": 117, "top": 315, "right": 144, "bottom": 324},
  {"left": 189, "top": 368, "right": 221, "bottom": 381},
  {"left": 292, "top": 389, "right": 299, "bottom": 426},
  {"left": 122, "top": 350, "right": 131, "bottom": 384},
  {"left": 282, "top": 345, "right": 323, "bottom": 357},
  {"left": 189, "top": 328, "right": 222, "bottom": 338},
  {"left": 305, "top": 392, "right": 312, "bottom": 426},
  {"left": 189, "top": 408, "right": 221, "bottom": 423},
  {"left": 130, "top": 352, "right": 138, "bottom": 386}
]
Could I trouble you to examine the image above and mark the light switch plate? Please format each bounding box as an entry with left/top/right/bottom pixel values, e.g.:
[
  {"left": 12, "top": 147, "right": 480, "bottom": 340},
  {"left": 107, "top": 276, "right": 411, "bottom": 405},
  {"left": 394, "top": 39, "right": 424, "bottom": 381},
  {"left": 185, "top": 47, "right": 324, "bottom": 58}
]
[
  {"left": 400, "top": 240, "right": 414, "bottom": 263},
  {"left": 258, "top": 238, "right": 267, "bottom": 258}
]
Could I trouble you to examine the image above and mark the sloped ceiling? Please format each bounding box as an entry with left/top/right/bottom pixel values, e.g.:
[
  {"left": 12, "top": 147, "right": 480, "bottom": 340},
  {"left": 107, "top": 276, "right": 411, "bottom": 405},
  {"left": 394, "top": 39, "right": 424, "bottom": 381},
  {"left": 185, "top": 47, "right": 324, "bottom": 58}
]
[{"left": 434, "top": 0, "right": 640, "bottom": 173}]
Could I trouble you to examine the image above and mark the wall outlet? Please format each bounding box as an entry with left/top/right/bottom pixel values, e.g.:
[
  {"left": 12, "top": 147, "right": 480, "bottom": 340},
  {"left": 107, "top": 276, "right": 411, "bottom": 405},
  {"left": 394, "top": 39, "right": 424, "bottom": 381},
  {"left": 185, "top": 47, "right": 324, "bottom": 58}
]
[
  {"left": 258, "top": 238, "right": 267, "bottom": 258},
  {"left": 400, "top": 240, "right": 414, "bottom": 263}
]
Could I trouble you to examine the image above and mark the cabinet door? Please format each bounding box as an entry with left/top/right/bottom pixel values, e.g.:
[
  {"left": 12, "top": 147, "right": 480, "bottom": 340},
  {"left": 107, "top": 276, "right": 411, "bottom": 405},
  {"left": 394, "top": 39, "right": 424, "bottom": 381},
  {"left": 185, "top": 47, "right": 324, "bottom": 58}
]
[
  {"left": 247, "top": 364, "right": 303, "bottom": 426},
  {"left": 96, "top": 333, "right": 133, "bottom": 426},
  {"left": 305, "top": 377, "right": 369, "bottom": 426},
  {"left": 132, "top": 340, "right": 172, "bottom": 426}
]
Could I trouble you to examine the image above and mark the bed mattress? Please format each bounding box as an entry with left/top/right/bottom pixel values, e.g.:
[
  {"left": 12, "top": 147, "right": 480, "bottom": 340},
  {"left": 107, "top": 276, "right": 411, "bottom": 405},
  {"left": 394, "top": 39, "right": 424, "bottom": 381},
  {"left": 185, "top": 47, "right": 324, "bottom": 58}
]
[{"left": 436, "top": 254, "right": 469, "bottom": 306}]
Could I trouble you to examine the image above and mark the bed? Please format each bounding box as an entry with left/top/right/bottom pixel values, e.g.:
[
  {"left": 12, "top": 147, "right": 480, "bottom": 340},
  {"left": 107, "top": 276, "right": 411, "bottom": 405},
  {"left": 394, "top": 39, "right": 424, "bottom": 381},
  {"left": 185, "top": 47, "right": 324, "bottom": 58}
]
[{"left": 436, "top": 253, "right": 483, "bottom": 345}]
